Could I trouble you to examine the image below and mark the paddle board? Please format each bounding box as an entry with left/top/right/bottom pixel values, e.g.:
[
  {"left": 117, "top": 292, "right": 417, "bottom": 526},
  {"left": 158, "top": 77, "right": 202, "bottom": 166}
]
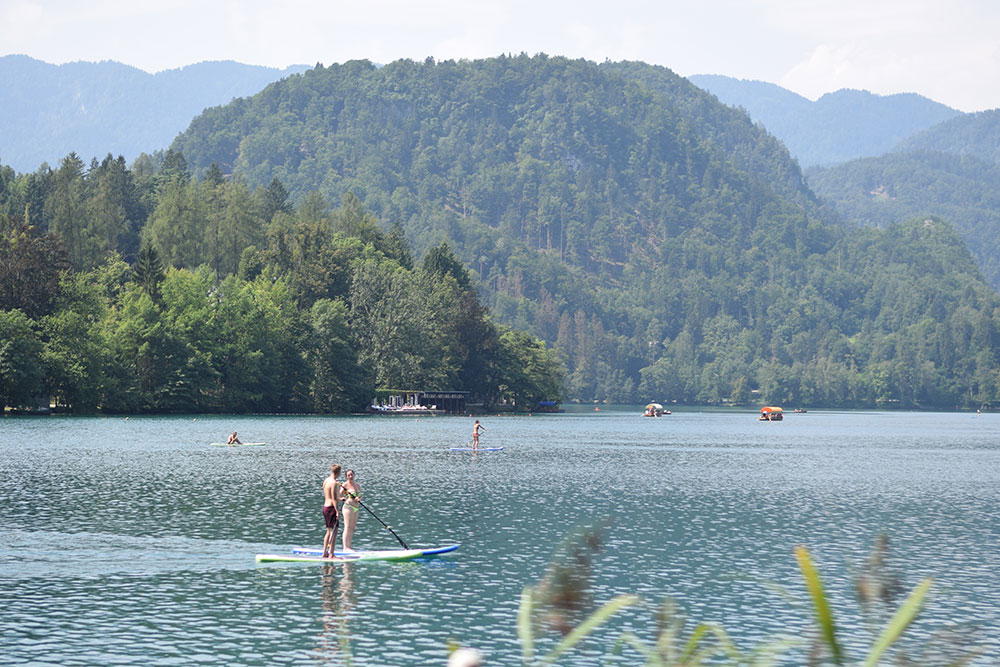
[
  {"left": 291, "top": 544, "right": 459, "bottom": 557},
  {"left": 256, "top": 549, "right": 424, "bottom": 564},
  {"left": 210, "top": 442, "right": 266, "bottom": 447},
  {"left": 449, "top": 447, "right": 503, "bottom": 451}
]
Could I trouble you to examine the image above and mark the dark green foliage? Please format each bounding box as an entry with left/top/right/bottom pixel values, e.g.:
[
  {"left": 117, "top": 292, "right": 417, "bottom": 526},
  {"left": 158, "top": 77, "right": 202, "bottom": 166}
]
[
  {"left": 0, "top": 214, "right": 70, "bottom": 318},
  {"left": 309, "top": 298, "right": 371, "bottom": 412},
  {"left": 422, "top": 242, "right": 473, "bottom": 291},
  {"left": 132, "top": 241, "right": 165, "bottom": 302},
  {"left": 0, "top": 308, "right": 46, "bottom": 409}
]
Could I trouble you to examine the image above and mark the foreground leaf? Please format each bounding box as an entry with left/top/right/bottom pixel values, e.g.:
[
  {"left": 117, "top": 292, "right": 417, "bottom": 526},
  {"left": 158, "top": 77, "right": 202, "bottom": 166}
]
[{"left": 862, "top": 578, "right": 932, "bottom": 667}]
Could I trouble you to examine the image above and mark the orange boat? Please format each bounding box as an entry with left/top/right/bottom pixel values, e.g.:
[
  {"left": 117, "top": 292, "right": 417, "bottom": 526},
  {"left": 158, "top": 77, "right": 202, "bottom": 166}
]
[{"left": 759, "top": 406, "right": 783, "bottom": 421}]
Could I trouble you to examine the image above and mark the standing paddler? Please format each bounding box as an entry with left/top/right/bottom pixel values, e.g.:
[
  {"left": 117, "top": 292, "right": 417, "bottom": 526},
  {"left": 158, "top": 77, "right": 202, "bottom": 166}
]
[
  {"left": 322, "top": 464, "right": 343, "bottom": 558},
  {"left": 472, "top": 419, "right": 486, "bottom": 451}
]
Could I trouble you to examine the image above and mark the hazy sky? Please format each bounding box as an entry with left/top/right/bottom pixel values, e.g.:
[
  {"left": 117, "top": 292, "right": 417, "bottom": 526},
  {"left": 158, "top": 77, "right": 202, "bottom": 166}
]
[{"left": 2, "top": 0, "right": 998, "bottom": 112}]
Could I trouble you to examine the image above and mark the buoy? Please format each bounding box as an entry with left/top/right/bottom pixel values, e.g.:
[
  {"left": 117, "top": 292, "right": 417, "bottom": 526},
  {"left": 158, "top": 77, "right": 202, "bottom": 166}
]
[{"left": 594, "top": 407, "right": 600, "bottom": 411}]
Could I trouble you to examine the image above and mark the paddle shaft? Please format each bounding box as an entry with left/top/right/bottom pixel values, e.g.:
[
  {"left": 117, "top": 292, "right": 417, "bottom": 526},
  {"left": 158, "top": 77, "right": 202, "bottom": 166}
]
[{"left": 339, "top": 482, "right": 408, "bottom": 549}]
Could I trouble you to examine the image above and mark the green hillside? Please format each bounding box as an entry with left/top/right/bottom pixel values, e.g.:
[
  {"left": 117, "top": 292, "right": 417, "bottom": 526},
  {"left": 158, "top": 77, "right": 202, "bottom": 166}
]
[
  {"left": 167, "top": 55, "right": 1000, "bottom": 408},
  {"left": 894, "top": 109, "right": 1000, "bottom": 165},
  {"left": 807, "top": 151, "right": 1000, "bottom": 290}
]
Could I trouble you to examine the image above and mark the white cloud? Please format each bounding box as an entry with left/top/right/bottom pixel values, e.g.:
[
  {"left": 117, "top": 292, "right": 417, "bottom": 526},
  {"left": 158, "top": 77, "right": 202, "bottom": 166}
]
[{"left": 2, "top": 0, "right": 999, "bottom": 110}]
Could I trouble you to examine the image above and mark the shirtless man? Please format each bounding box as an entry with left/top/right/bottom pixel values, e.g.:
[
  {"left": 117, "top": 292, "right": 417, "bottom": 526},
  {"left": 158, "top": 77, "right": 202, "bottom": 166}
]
[
  {"left": 472, "top": 419, "right": 486, "bottom": 451},
  {"left": 341, "top": 469, "right": 362, "bottom": 551},
  {"left": 322, "top": 464, "right": 343, "bottom": 558},
  {"left": 227, "top": 431, "right": 242, "bottom": 445}
]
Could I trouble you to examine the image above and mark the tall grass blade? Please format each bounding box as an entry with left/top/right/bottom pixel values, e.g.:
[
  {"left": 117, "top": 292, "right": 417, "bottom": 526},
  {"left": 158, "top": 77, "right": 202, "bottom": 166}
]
[
  {"left": 679, "top": 622, "right": 742, "bottom": 663},
  {"left": 861, "top": 578, "right": 932, "bottom": 667},
  {"left": 518, "top": 585, "right": 535, "bottom": 663},
  {"left": 794, "top": 545, "right": 844, "bottom": 665},
  {"left": 538, "top": 594, "right": 639, "bottom": 665}
]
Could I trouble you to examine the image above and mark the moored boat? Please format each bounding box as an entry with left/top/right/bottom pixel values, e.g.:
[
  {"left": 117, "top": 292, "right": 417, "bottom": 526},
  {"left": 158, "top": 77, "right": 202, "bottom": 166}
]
[{"left": 759, "top": 406, "right": 783, "bottom": 421}]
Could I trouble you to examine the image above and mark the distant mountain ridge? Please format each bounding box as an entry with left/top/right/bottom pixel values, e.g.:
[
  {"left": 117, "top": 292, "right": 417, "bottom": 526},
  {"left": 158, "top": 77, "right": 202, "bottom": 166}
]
[
  {"left": 0, "top": 55, "right": 310, "bottom": 172},
  {"left": 689, "top": 74, "right": 961, "bottom": 168},
  {"left": 894, "top": 109, "right": 1000, "bottom": 165}
]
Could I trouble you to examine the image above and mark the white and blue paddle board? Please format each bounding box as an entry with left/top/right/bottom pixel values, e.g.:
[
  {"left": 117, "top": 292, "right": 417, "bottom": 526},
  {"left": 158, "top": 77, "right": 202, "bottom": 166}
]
[
  {"left": 257, "top": 548, "right": 424, "bottom": 563},
  {"left": 449, "top": 447, "right": 503, "bottom": 451},
  {"left": 210, "top": 442, "right": 266, "bottom": 447},
  {"left": 291, "top": 544, "right": 459, "bottom": 557}
]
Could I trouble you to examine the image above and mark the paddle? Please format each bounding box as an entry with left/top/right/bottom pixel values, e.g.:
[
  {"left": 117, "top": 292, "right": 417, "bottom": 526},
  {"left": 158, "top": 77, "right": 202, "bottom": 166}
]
[{"left": 339, "top": 481, "right": 409, "bottom": 549}]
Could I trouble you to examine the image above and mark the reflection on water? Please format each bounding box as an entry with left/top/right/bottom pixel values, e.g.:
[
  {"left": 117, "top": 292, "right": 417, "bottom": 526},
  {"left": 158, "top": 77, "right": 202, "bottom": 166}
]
[
  {"left": 1, "top": 410, "right": 998, "bottom": 664},
  {"left": 315, "top": 563, "right": 355, "bottom": 665}
]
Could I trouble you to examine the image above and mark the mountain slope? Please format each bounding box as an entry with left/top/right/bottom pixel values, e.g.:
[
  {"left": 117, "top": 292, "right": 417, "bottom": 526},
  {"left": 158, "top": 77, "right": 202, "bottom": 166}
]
[
  {"left": 165, "top": 55, "right": 1000, "bottom": 407},
  {"left": 602, "top": 63, "right": 821, "bottom": 218},
  {"left": 0, "top": 55, "right": 309, "bottom": 172},
  {"left": 807, "top": 150, "right": 1000, "bottom": 290},
  {"left": 894, "top": 109, "right": 1000, "bottom": 164},
  {"left": 689, "top": 74, "right": 961, "bottom": 167}
]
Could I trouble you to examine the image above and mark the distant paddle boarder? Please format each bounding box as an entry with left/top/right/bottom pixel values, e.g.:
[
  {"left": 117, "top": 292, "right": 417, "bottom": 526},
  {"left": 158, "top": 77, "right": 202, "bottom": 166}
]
[
  {"left": 322, "top": 464, "right": 344, "bottom": 558},
  {"left": 227, "top": 431, "right": 242, "bottom": 445},
  {"left": 472, "top": 419, "right": 486, "bottom": 451},
  {"left": 341, "top": 469, "right": 362, "bottom": 551}
]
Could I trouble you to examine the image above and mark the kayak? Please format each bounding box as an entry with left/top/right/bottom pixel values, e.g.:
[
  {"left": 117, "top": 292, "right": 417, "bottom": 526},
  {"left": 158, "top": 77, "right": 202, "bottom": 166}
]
[
  {"left": 449, "top": 447, "right": 503, "bottom": 451},
  {"left": 256, "top": 548, "right": 424, "bottom": 563},
  {"left": 210, "top": 442, "right": 266, "bottom": 447},
  {"left": 291, "top": 544, "right": 459, "bottom": 557}
]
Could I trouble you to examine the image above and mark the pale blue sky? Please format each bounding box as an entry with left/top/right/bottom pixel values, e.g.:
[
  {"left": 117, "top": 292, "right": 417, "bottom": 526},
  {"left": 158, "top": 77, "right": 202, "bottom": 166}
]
[{"left": 2, "top": 0, "right": 998, "bottom": 112}]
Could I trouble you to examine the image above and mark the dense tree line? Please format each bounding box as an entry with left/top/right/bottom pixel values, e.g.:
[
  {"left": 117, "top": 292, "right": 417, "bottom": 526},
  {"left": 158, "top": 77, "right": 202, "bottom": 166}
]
[
  {"left": 0, "top": 156, "right": 565, "bottom": 412},
  {"left": 165, "top": 54, "right": 1000, "bottom": 408}
]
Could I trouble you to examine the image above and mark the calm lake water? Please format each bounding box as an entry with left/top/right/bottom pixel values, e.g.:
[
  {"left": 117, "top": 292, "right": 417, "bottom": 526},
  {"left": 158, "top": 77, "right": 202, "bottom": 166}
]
[{"left": 1, "top": 408, "right": 998, "bottom": 665}]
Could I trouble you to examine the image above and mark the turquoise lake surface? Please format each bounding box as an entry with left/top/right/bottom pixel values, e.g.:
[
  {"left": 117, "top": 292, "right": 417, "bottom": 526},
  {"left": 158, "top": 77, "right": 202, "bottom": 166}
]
[{"left": 1, "top": 408, "right": 998, "bottom": 664}]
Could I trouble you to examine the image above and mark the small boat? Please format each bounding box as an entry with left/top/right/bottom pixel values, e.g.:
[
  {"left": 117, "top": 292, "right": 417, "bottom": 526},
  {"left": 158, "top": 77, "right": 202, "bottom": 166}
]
[
  {"left": 794, "top": 408, "right": 808, "bottom": 413},
  {"left": 643, "top": 403, "right": 669, "bottom": 417},
  {"left": 759, "top": 406, "right": 783, "bottom": 421}
]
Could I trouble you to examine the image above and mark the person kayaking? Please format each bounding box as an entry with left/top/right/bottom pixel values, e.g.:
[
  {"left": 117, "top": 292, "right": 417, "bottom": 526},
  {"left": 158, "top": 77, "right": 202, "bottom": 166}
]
[
  {"left": 322, "top": 464, "right": 343, "bottom": 558},
  {"left": 472, "top": 419, "right": 486, "bottom": 451},
  {"left": 341, "top": 469, "right": 362, "bottom": 552},
  {"left": 227, "top": 431, "right": 242, "bottom": 445}
]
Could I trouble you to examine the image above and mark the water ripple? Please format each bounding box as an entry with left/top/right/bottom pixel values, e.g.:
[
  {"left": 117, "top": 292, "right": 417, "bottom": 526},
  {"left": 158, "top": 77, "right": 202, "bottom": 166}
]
[{"left": 1, "top": 410, "right": 998, "bottom": 664}]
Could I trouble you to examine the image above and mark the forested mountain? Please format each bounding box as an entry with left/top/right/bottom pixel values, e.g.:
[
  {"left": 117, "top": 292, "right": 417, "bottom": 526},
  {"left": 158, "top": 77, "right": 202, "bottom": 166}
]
[
  {"left": 894, "top": 109, "right": 1000, "bottom": 165},
  {"left": 4, "top": 55, "right": 999, "bottom": 412},
  {"left": 602, "top": 63, "right": 822, "bottom": 217},
  {"left": 689, "top": 74, "right": 961, "bottom": 167},
  {"left": 806, "top": 150, "right": 1000, "bottom": 291},
  {"left": 160, "top": 55, "right": 1000, "bottom": 408},
  {"left": 0, "top": 55, "right": 309, "bottom": 173}
]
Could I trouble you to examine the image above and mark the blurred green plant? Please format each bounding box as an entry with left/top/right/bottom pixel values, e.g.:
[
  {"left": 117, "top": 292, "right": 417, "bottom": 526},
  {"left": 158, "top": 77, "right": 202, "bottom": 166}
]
[{"left": 509, "top": 528, "right": 981, "bottom": 666}]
